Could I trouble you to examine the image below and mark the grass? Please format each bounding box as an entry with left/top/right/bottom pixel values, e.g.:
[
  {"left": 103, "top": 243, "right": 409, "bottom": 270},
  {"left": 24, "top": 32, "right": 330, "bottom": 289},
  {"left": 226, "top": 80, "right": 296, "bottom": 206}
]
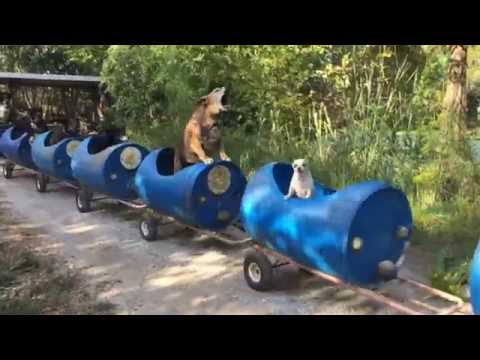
[
  {"left": 0, "top": 243, "right": 116, "bottom": 315},
  {"left": 411, "top": 200, "right": 479, "bottom": 299}
]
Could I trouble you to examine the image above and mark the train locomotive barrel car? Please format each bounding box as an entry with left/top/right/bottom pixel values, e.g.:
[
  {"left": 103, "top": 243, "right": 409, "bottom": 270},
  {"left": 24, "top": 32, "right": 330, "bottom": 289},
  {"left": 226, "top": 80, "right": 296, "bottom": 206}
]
[
  {"left": 31, "top": 130, "right": 83, "bottom": 192},
  {"left": 0, "top": 126, "right": 37, "bottom": 178},
  {"left": 240, "top": 162, "right": 413, "bottom": 291},
  {"left": 71, "top": 134, "right": 149, "bottom": 212},
  {"left": 471, "top": 241, "right": 480, "bottom": 315},
  {"left": 134, "top": 147, "right": 247, "bottom": 241}
]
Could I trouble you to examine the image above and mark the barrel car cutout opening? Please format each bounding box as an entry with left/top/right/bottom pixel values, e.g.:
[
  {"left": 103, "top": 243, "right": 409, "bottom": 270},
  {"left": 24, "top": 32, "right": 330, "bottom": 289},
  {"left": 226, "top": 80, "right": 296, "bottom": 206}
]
[
  {"left": 134, "top": 147, "right": 247, "bottom": 240},
  {"left": 71, "top": 134, "right": 149, "bottom": 212},
  {"left": 31, "top": 130, "right": 83, "bottom": 192},
  {"left": 240, "top": 162, "right": 413, "bottom": 290},
  {"left": 0, "top": 126, "right": 37, "bottom": 178}
]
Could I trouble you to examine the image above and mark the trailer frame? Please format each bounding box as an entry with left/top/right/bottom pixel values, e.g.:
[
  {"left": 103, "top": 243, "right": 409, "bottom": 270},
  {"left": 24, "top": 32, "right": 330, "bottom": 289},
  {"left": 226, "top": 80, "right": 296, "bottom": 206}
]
[
  {"left": 73, "top": 188, "right": 252, "bottom": 246},
  {"left": 245, "top": 243, "right": 466, "bottom": 315},
  {"left": 139, "top": 211, "right": 252, "bottom": 246}
]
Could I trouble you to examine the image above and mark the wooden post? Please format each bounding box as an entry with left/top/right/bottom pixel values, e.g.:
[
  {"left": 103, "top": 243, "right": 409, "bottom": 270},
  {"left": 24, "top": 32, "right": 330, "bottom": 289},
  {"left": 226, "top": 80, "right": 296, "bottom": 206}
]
[{"left": 442, "top": 45, "right": 468, "bottom": 139}]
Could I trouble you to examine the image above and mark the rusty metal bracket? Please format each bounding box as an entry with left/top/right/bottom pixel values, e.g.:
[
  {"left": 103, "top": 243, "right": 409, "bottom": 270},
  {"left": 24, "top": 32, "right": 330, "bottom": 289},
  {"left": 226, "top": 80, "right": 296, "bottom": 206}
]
[{"left": 253, "top": 244, "right": 465, "bottom": 315}]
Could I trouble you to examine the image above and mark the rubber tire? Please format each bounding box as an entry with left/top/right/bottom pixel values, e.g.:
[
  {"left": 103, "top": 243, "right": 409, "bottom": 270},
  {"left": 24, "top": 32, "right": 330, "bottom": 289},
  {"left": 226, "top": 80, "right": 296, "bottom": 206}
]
[
  {"left": 244, "top": 249, "right": 274, "bottom": 292},
  {"left": 139, "top": 218, "right": 158, "bottom": 242},
  {"left": 35, "top": 174, "right": 48, "bottom": 193},
  {"left": 76, "top": 190, "right": 91, "bottom": 213},
  {"left": 2, "top": 163, "right": 13, "bottom": 179}
]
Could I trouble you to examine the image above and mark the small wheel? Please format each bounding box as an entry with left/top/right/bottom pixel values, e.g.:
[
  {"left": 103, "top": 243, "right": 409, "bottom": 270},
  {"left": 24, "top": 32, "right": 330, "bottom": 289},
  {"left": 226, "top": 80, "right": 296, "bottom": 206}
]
[
  {"left": 75, "top": 190, "right": 91, "bottom": 213},
  {"left": 2, "top": 163, "right": 14, "bottom": 179},
  {"left": 139, "top": 217, "right": 158, "bottom": 242},
  {"left": 35, "top": 173, "right": 49, "bottom": 193},
  {"left": 243, "top": 249, "right": 274, "bottom": 292}
]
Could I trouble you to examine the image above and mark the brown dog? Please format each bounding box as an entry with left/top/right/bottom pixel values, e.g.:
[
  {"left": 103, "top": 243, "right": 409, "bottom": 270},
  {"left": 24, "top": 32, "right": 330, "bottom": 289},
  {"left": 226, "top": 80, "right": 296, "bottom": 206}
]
[{"left": 174, "top": 87, "right": 231, "bottom": 172}]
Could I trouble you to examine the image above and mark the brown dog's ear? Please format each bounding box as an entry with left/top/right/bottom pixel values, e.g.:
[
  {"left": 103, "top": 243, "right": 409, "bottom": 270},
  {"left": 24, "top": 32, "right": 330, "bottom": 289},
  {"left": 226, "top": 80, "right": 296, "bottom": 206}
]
[{"left": 196, "top": 95, "right": 208, "bottom": 106}]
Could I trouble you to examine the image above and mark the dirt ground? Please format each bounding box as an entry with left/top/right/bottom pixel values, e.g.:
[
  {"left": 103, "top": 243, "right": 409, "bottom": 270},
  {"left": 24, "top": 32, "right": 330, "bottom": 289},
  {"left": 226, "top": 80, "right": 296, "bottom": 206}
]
[
  {"left": 0, "top": 196, "right": 115, "bottom": 315},
  {"left": 0, "top": 168, "right": 473, "bottom": 315}
]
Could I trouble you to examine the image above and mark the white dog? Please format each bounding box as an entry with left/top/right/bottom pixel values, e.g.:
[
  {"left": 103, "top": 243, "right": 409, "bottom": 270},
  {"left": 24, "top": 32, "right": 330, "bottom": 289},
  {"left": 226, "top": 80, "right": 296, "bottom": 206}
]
[{"left": 284, "top": 159, "right": 315, "bottom": 200}]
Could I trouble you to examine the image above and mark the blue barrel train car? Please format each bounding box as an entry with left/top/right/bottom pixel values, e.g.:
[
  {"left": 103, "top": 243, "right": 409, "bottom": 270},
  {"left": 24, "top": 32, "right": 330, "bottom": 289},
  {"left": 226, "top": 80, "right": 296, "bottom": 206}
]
[
  {"left": 71, "top": 134, "right": 149, "bottom": 212},
  {"left": 0, "top": 126, "right": 37, "bottom": 178},
  {"left": 134, "top": 147, "right": 247, "bottom": 240},
  {"left": 471, "top": 241, "right": 480, "bottom": 315},
  {"left": 0, "top": 124, "right": 10, "bottom": 159},
  {"left": 240, "top": 162, "right": 413, "bottom": 291},
  {"left": 31, "top": 130, "right": 83, "bottom": 192}
]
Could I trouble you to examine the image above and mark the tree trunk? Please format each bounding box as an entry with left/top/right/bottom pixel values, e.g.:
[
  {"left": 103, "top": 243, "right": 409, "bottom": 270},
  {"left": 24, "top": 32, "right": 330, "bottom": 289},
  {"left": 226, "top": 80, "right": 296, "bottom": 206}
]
[{"left": 442, "top": 45, "right": 468, "bottom": 139}]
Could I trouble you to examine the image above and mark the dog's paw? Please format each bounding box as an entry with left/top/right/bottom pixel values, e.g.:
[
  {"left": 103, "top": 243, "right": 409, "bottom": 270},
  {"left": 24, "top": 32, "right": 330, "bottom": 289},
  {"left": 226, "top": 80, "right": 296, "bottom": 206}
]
[
  {"left": 220, "top": 155, "right": 231, "bottom": 162},
  {"left": 203, "top": 157, "right": 214, "bottom": 165}
]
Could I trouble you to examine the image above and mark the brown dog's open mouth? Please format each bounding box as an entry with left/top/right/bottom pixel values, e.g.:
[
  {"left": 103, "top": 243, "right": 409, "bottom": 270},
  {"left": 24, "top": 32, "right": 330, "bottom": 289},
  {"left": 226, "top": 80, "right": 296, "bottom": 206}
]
[{"left": 220, "top": 93, "right": 230, "bottom": 111}]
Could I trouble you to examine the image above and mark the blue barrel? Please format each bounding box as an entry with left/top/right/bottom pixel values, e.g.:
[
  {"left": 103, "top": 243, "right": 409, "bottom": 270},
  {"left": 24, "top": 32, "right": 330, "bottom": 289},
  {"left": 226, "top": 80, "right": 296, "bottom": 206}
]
[
  {"left": 240, "top": 162, "right": 413, "bottom": 285},
  {"left": 0, "top": 124, "right": 9, "bottom": 135},
  {"left": 71, "top": 134, "right": 149, "bottom": 200},
  {"left": 31, "top": 131, "right": 83, "bottom": 182},
  {"left": 0, "top": 126, "right": 37, "bottom": 169},
  {"left": 134, "top": 147, "right": 247, "bottom": 230},
  {"left": 0, "top": 124, "right": 10, "bottom": 158},
  {"left": 471, "top": 241, "right": 480, "bottom": 315}
]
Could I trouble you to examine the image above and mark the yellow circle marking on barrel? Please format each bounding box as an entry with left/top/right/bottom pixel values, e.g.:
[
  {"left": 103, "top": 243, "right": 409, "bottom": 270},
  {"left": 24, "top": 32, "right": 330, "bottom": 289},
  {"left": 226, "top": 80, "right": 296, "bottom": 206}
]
[
  {"left": 207, "top": 165, "right": 231, "bottom": 195},
  {"left": 217, "top": 210, "right": 230, "bottom": 221},
  {"left": 120, "top": 146, "right": 142, "bottom": 170},
  {"left": 66, "top": 140, "right": 81, "bottom": 158},
  {"left": 352, "top": 237, "right": 363, "bottom": 251},
  {"left": 396, "top": 226, "right": 409, "bottom": 239}
]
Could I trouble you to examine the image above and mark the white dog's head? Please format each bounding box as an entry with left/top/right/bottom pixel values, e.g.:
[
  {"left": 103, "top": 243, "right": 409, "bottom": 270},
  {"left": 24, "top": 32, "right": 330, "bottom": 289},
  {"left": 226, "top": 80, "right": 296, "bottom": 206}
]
[{"left": 292, "top": 159, "right": 309, "bottom": 174}]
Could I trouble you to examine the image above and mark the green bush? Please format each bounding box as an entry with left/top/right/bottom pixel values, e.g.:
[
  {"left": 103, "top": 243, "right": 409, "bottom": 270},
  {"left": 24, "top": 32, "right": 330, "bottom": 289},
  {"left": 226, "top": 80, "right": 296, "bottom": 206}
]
[
  {"left": 431, "top": 254, "right": 471, "bottom": 300},
  {"left": 101, "top": 45, "right": 425, "bottom": 144}
]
